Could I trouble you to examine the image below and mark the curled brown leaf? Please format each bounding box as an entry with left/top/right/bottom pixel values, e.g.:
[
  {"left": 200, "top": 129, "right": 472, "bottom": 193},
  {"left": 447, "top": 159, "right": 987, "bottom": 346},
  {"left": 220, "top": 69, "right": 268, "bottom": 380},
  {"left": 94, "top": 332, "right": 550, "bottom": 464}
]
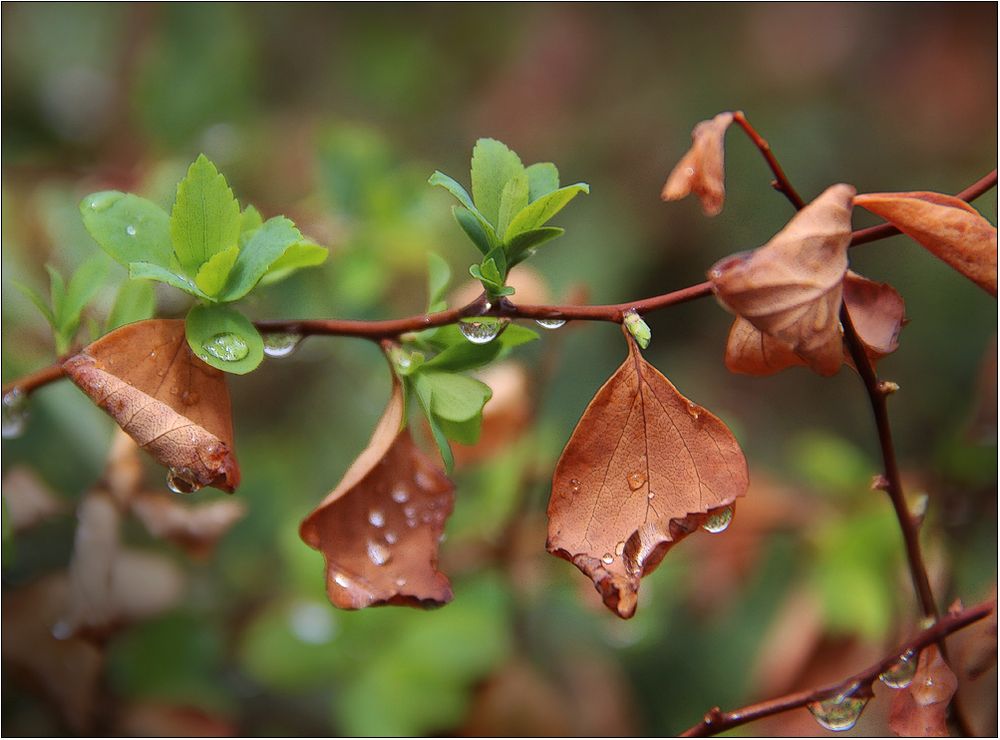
[
  {"left": 547, "top": 330, "right": 748, "bottom": 619},
  {"left": 300, "top": 371, "right": 454, "bottom": 610},
  {"left": 855, "top": 191, "right": 998, "bottom": 296},
  {"left": 131, "top": 491, "right": 247, "bottom": 559},
  {"left": 662, "top": 111, "right": 735, "bottom": 216},
  {"left": 710, "top": 183, "right": 856, "bottom": 376},
  {"left": 63, "top": 319, "right": 240, "bottom": 493}
]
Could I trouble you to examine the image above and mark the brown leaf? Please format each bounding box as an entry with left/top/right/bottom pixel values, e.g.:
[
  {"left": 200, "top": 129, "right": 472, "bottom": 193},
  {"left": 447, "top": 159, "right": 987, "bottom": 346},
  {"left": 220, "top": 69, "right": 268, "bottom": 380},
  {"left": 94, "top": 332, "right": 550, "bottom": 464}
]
[
  {"left": 300, "top": 371, "right": 454, "bottom": 609},
  {"left": 724, "top": 317, "right": 807, "bottom": 375},
  {"left": 661, "top": 111, "right": 735, "bottom": 216},
  {"left": 889, "top": 645, "right": 958, "bottom": 737},
  {"left": 854, "top": 191, "right": 998, "bottom": 296},
  {"left": 709, "top": 183, "right": 856, "bottom": 376},
  {"left": 547, "top": 330, "right": 748, "bottom": 618},
  {"left": 131, "top": 491, "right": 247, "bottom": 558},
  {"left": 1, "top": 466, "right": 65, "bottom": 532},
  {"left": 63, "top": 319, "right": 240, "bottom": 493}
]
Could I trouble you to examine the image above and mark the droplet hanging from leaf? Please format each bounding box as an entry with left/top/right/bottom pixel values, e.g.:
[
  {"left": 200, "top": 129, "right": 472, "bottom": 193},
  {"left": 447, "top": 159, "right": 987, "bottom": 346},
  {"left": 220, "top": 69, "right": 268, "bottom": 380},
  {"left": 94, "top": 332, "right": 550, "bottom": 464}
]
[
  {"left": 879, "top": 650, "right": 917, "bottom": 689},
  {"left": 535, "top": 318, "right": 566, "bottom": 330},
  {"left": 459, "top": 318, "right": 509, "bottom": 345},
  {"left": 2, "top": 387, "right": 28, "bottom": 439},
  {"left": 262, "top": 332, "right": 302, "bottom": 358}
]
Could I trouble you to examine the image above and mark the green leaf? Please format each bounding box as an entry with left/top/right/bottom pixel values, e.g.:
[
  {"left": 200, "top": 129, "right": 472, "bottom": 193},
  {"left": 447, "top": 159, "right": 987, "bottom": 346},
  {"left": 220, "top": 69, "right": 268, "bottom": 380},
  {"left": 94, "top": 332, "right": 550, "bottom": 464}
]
[
  {"left": 412, "top": 377, "right": 454, "bottom": 473},
  {"left": 106, "top": 279, "right": 156, "bottom": 332},
  {"left": 525, "top": 162, "right": 559, "bottom": 202},
  {"left": 507, "top": 226, "right": 565, "bottom": 267},
  {"left": 169, "top": 154, "right": 241, "bottom": 274},
  {"left": 129, "top": 262, "right": 211, "bottom": 300},
  {"left": 80, "top": 192, "right": 173, "bottom": 268},
  {"left": 219, "top": 216, "right": 303, "bottom": 301},
  {"left": 471, "top": 138, "right": 525, "bottom": 228},
  {"left": 452, "top": 206, "right": 493, "bottom": 255},
  {"left": 504, "top": 183, "right": 590, "bottom": 241},
  {"left": 63, "top": 256, "right": 108, "bottom": 327},
  {"left": 429, "top": 171, "right": 498, "bottom": 249},
  {"left": 240, "top": 204, "right": 264, "bottom": 238},
  {"left": 439, "top": 412, "right": 484, "bottom": 446},
  {"left": 194, "top": 245, "right": 240, "bottom": 297},
  {"left": 13, "top": 280, "right": 56, "bottom": 327},
  {"left": 414, "top": 371, "right": 492, "bottom": 423},
  {"left": 185, "top": 303, "right": 264, "bottom": 375},
  {"left": 426, "top": 252, "right": 451, "bottom": 308},
  {"left": 423, "top": 323, "right": 538, "bottom": 373},
  {"left": 496, "top": 171, "right": 529, "bottom": 239},
  {"left": 45, "top": 265, "right": 67, "bottom": 322},
  {"left": 258, "top": 241, "right": 329, "bottom": 286}
]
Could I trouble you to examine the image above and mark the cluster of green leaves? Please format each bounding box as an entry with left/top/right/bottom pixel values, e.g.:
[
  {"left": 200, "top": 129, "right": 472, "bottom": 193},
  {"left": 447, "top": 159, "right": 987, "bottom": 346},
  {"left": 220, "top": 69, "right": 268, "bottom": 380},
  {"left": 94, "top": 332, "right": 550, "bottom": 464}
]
[
  {"left": 430, "top": 138, "right": 589, "bottom": 299},
  {"left": 81, "top": 155, "right": 328, "bottom": 373}
]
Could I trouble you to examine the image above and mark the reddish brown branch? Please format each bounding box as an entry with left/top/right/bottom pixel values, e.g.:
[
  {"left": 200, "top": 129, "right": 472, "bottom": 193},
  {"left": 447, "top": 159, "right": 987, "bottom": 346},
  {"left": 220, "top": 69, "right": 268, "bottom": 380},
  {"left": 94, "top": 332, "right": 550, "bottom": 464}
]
[
  {"left": 679, "top": 598, "right": 995, "bottom": 737},
  {"left": 733, "top": 111, "right": 807, "bottom": 210},
  {"left": 2, "top": 363, "right": 66, "bottom": 397}
]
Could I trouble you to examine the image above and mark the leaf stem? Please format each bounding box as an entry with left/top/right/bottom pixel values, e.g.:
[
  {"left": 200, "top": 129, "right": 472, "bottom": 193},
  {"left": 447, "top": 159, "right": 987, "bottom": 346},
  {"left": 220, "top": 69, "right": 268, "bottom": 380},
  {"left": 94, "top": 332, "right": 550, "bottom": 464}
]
[
  {"left": 678, "top": 598, "right": 995, "bottom": 737},
  {"left": 732, "top": 111, "right": 807, "bottom": 210}
]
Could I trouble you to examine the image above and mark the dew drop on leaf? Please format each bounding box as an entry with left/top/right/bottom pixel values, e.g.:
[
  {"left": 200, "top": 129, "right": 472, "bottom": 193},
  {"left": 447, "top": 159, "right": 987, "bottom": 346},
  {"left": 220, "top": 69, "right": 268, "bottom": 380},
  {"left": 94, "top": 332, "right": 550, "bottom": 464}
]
[
  {"left": 166, "top": 466, "right": 202, "bottom": 495},
  {"left": 879, "top": 650, "right": 917, "bottom": 689},
  {"left": 702, "top": 505, "right": 734, "bottom": 533},
  {"left": 391, "top": 486, "right": 410, "bottom": 504},
  {"left": 202, "top": 332, "right": 250, "bottom": 362},
  {"left": 2, "top": 388, "right": 28, "bottom": 439},
  {"left": 647, "top": 491, "right": 656, "bottom": 500},
  {"left": 88, "top": 192, "right": 117, "bottom": 212},
  {"left": 126, "top": 225, "right": 137, "bottom": 236},
  {"left": 366, "top": 539, "right": 391, "bottom": 566},
  {"left": 569, "top": 478, "right": 581, "bottom": 494},
  {"left": 627, "top": 471, "right": 647, "bottom": 490},
  {"left": 601, "top": 553, "right": 614, "bottom": 565},
  {"left": 614, "top": 541, "right": 626, "bottom": 556},
  {"left": 458, "top": 318, "right": 509, "bottom": 345},
  {"left": 535, "top": 318, "right": 566, "bottom": 330},
  {"left": 367, "top": 509, "right": 385, "bottom": 528},
  {"left": 384, "top": 531, "right": 398, "bottom": 545},
  {"left": 263, "top": 332, "right": 302, "bottom": 358},
  {"left": 807, "top": 686, "right": 869, "bottom": 732}
]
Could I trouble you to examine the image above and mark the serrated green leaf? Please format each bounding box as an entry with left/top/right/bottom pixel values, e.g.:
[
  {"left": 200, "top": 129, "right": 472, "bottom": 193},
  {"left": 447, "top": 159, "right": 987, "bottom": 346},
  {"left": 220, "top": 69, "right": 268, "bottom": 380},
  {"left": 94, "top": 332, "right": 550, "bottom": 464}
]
[
  {"left": 219, "top": 216, "right": 302, "bottom": 301},
  {"left": 258, "top": 241, "right": 329, "bottom": 286},
  {"left": 80, "top": 191, "right": 173, "bottom": 268},
  {"left": 13, "top": 279, "right": 56, "bottom": 328},
  {"left": 169, "top": 154, "right": 241, "bottom": 274},
  {"left": 195, "top": 245, "right": 240, "bottom": 297},
  {"left": 106, "top": 279, "right": 156, "bottom": 332},
  {"left": 507, "top": 226, "right": 566, "bottom": 267},
  {"left": 452, "top": 206, "right": 492, "bottom": 255},
  {"left": 240, "top": 204, "right": 264, "bottom": 238},
  {"left": 129, "top": 261, "right": 210, "bottom": 300},
  {"left": 525, "top": 162, "right": 559, "bottom": 202},
  {"left": 415, "top": 371, "right": 492, "bottom": 423},
  {"left": 423, "top": 323, "right": 538, "bottom": 373},
  {"left": 504, "top": 183, "right": 589, "bottom": 241},
  {"left": 471, "top": 139, "right": 525, "bottom": 228},
  {"left": 496, "top": 171, "right": 529, "bottom": 239},
  {"left": 185, "top": 303, "right": 264, "bottom": 375},
  {"left": 427, "top": 252, "right": 451, "bottom": 308}
]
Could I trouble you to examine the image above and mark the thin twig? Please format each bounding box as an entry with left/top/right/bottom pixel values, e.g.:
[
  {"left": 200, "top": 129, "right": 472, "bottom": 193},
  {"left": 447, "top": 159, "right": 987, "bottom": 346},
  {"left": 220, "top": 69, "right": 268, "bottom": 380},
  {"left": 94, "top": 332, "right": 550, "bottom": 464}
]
[
  {"left": 1, "top": 363, "right": 66, "bottom": 397},
  {"left": 733, "top": 111, "right": 807, "bottom": 210},
  {"left": 679, "top": 598, "right": 995, "bottom": 737}
]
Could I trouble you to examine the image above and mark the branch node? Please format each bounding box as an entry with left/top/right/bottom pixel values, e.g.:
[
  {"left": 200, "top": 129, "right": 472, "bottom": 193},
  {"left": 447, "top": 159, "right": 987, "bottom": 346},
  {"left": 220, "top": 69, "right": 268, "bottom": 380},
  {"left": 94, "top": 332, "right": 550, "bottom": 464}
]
[
  {"left": 878, "top": 380, "right": 900, "bottom": 396},
  {"left": 870, "top": 474, "right": 890, "bottom": 491}
]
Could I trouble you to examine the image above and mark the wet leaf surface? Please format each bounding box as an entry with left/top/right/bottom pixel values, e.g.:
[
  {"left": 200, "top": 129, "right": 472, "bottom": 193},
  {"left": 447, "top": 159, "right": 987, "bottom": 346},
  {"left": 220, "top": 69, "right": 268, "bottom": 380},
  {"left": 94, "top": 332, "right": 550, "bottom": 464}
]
[
  {"left": 661, "top": 111, "right": 734, "bottom": 216},
  {"left": 888, "top": 645, "right": 958, "bottom": 737},
  {"left": 547, "top": 330, "right": 748, "bottom": 618},
  {"left": 300, "top": 371, "right": 454, "bottom": 609},
  {"left": 63, "top": 319, "right": 240, "bottom": 493}
]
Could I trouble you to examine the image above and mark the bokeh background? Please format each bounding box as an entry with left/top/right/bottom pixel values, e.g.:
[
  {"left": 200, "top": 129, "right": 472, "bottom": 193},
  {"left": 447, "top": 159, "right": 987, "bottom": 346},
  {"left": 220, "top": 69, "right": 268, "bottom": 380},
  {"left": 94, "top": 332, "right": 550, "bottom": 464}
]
[{"left": 2, "top": 3, "right": 997, "bottom": 736}]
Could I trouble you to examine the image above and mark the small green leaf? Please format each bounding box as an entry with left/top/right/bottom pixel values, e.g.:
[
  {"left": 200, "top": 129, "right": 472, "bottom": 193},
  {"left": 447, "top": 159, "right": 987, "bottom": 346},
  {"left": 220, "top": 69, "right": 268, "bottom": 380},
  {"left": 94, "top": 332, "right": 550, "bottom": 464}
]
[
  {"left": 129, "top": 262, "right": 211, "bottom": 300},
  {"left": 195, "top": 245, "right": 241, "bottom": 297},
  {"left": 412, "top": 376, "right": 454, "bottom": 473},
  {"left": 106, "top": 279, "right": 156, "bottom": 332},
  {"left": 452, "top": 206, "right": 493, "bottom": 255},
  {"left": 185, "top": 303, "right": 264, "bottom": 375},
  {"left": 427, "top": 252, "right": 451, "bottom": 308},
  {"left": 423, "top": 323, "right": 538, "bottom": 373},
  {"left": 46, "top": 265, "right": 67, "bottom": 322},
  {"left": 471, "top": 138, "right": 525, "bottom": 227},
  {"left": 219, "top": 216, "right": 303, "bottom": 301},
  {"left": 496, "top": 171, "right": 530, "bottom": 239},
  {"left": 63, "top": 256, "right": 108, "bottom": 326},
  {"left": 415, "top": 371, "right": 492, "bottom": 423},
  {"left": 504, "top": 183, "right": 590, "bottom": 241},
  {"left": 258, "top": 241, "right": 329, "bottom": 286},
  {"left": 525, "top": 162, "right": 559, "bottom": 202},
  {"left": 507, "top": 227, "right": 565, "bottom": 267},
  {"left": 429, "top": 171, "right": 497, "bottom": 250},
  {"left": 169, "top": 154, "right": 241, "bottom": 274},
  {"left": 240, "top": 204, "right": 264, "bottom": 239},
  {"left": 13, "top": 280, "right": 56, "bottom": 327},
  {"left": 624, "top": 310, "right": 651, "bottom": 349},
  {"left": 439, "top": 412, "right": 483, "bottom": 446},
  {"left": 80, "top": 192, "right": 173, "bottom": 268}
]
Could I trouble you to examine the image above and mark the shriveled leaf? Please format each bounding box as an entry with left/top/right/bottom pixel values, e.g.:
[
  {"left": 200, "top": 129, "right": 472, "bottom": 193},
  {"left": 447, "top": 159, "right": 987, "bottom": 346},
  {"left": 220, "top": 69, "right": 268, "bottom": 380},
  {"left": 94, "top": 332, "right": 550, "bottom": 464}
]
[
  {"left": 169, "top": 154, "right": 241, "bottom": 274},
  {"left": 300, "top": 373, "right": 454, "bottom": 609},
  {"left": 661, "top": 111, "right": 735, "bottom": 216},
  {"left": 62, "top": 489, "right": 121, "bottom": 636},
  {"left": 62, "top": 319, "right": 240, "bottom": 493},
  {"left": 80, "top": 191, "right": 173, "bottom": 268},
  {"left": 709, "top": 184, "right": 856, "bottom": 376},
  {"left": 547, "top": 331, "right": 749, "bottom": 618},
  {"left": 131, "top": 491, "right": 246, "bottom": 558},
  {"left": 185, "top": 303, "right": 264, "bottom": 375},
  {"left": 855, "top": 191, "right": 998, "bottom": 296},
  {"left": 725, "top": 317, "right": 807, "bottom": 375},
  {"left": 1, "top": 466, "right": 65, "bottom": 532},
  {"left": 525, "top": 162, "right": 560, "bottom": 202},
  {"left": 471, "top": 138, "right": 525, "bottom": 227},
  {"left": 889, "top": 645, "right": 958, "bottom": 737},
  {"left": 842, "top": 270, "right": 906, "bottom": 361}
]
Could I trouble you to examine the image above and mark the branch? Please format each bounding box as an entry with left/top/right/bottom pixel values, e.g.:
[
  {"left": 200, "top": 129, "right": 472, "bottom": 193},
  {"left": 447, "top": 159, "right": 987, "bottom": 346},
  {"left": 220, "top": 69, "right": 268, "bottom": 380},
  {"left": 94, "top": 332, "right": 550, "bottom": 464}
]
[
  {"left": 679, "top": 598, "right": 995, "bottom": 737},
  {"left": 733, "top": 111, "right": 807, "bottom": 210}
]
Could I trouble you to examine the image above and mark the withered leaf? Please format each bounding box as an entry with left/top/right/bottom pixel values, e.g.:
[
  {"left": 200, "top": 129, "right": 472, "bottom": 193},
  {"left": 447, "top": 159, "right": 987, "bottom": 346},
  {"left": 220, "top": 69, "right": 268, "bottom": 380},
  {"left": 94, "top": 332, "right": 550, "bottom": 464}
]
[
  {"left": 661, "top": 111, "right": 735, "bottom": 216},
  {"left": 855, "top": 191, "right": 998, "bottom": 296},
  {"left": 300, "top": 371, "right": 454, "bottom": 609},
  {"left": 888, "top": 645, "right": 958, "bottom": 737},
  {"left": 547, "top": 331, "right": 748, "bottom": 618},
  {"left": 131, "top": 491, "right": 247, "bottom": 558},
  {"left": 63, "top": 319, "right": 240, "bottom": 493},
  {"left": 2, "top": 466, "right": 65, "bottom": 532},
  {"left": 724, "top": 317, "right": 807, "bottom": 375},
  {"left": 709, "top": 183, "right": 856, "bottom": 376}
]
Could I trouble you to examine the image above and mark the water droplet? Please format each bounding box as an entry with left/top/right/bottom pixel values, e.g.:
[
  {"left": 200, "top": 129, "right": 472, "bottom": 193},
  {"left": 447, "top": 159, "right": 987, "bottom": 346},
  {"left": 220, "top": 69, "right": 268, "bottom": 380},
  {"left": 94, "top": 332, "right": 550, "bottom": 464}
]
[
  {"left": 367, "top": 539, "right": 391, "bottom": 566},
  {"left": 807, "top": 686, "right": 868, "bottom": 732},
  {"left": 702, "top": 506, "right": 733, "bottom": 533},
  {"left": 458, "top": 318, "right": 509, "bottom": 345},
  {"left": 288, "top": 602, "right": 336, "bottom": 644},
  {"left": 125, "top": 224, "right": 137, "bottom": 236},
  {"left": 535, "top": 318, "right": 566, "bottom": 330},
  {"left": 391, "top": 486, "right": 410, "bottom": 504},
  {"left": 384, "top": 531, "right": 398, "bottom": 545},
  {"left": 166, "top": 467, "right": 201, "bottom": 495},
  {"left": 202, "top": 332, "right": 249, "bottom": 362},
  {"left": 395, "top": 577, "right": 407, "bottom": 588},
  {"left": 180, "top": 390, "right": 199, "bottom": 406},
  {"left": 570, "top": 478, "right": 581, "bottom": 495},
  {"left": 627, "top": 471, "right": 646, "bottom": 491},
  {"left": 647, "top": 491, "right": 655, "bottom": 500},
  {"left": 684, "top": 166, "right": 695, "bottom": 177},
  {"left": 879, "top": 650, "right": 917, "bottom": 689},
  {"left": 403, "top": 504, "right": 417, "bottom": 519},
  {"left": 332, "top": 572, "right": 352, "bottom": 589},
  {"left": 368, "top": 509, "right": 385, "bottom": 528},
  {"left": 601, "top": 553, "right": 614, "bottom": 565},
  {"left": 51, "top": 620, "right": 73, "bottom": 640},
  {"left": 88, "top": 192, "right": 118, "bottom": 212},
  {"left": 614, "top": 541, "right": 626, "bottom": 556},
  {"left": 263, "top": 332, "right": 302, "bottom": 358},
  {"left": 414, "top": 469, "right": 437, "bottom": 491},
  {"left": 686, "top": 401, "right": 701, "bottom": 420},
  {"left": 438, "top": 532, "right": 447, "bottom": 543},
  {"left": 2, "top": 388, "right": 28, "bottom": 439}
]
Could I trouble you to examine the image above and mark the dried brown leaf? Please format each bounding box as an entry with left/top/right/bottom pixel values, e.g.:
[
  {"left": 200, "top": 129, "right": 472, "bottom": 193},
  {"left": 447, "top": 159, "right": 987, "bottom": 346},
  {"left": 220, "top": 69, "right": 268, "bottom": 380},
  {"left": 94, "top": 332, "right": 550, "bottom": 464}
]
[
  {"left": 2, "top": 466, "right": 65, "bottom": 532},
  {"left": 105, "top": 428, "right": 145, "bottom": 505},
  {"left": 131, "top": 491, "right": 246, "bottom": 558},
  {"left": 710, "top": 183, "right": 856, "bottom": 375},
  {"left": 661, "top": 111, "right": 735, "bottom": 216},
  {"left": 547, "top": 331, "right": 748, "bottom": 618},
  {"left": 724, "top": 317, "right": 807, "bottom": 375},
  {"left": 889, "top": 645, "right": 958, "bottom": 737},
  {"left": 63, "top": 319, "right": 240, "bottom": 493},
  {"left": 855, "top": 191, "right": 998, "bottom": 296},
  {"left": 300, "top": 372, "right": 454, "bottom": 609}
]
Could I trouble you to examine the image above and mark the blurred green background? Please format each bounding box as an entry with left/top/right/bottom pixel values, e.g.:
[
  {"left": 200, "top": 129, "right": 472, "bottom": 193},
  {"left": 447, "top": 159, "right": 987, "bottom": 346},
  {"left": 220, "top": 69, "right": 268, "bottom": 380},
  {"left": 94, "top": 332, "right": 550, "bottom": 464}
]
[{"left": 2, "top": 3, "right": 996, "bottom": 736}]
